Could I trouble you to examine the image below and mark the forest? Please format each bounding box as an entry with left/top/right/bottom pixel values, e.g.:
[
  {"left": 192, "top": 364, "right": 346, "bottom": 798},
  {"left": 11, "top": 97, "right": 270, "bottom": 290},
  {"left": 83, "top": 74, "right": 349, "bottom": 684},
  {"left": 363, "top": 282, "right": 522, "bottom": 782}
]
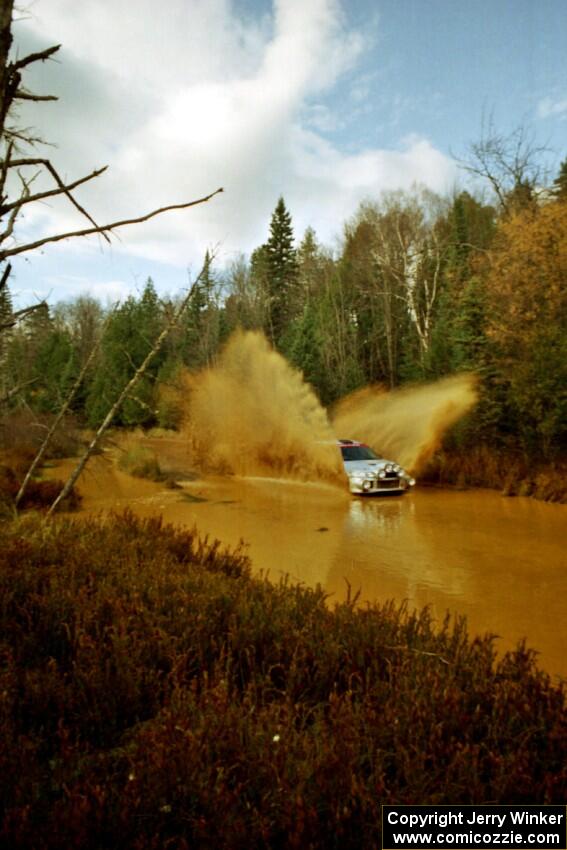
[{"left": 2, "top": 154, "right": 567, "bottom": 497}]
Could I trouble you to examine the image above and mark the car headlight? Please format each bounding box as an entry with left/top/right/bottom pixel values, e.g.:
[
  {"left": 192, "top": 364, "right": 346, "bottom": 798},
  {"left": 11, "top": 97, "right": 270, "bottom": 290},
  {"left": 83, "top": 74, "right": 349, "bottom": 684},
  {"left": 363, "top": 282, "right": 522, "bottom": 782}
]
[
  {"left": 378, "top": 470, "right": 386, "bottom": 479},
  {"left": 394, "top": 464, "right": 402, "bottom": 473},
  {"left": 362, "top": 480, "right": 372, "bottom": 491},
  {"left": 385, "top": 464, "right": 393, "bottom": 473}
]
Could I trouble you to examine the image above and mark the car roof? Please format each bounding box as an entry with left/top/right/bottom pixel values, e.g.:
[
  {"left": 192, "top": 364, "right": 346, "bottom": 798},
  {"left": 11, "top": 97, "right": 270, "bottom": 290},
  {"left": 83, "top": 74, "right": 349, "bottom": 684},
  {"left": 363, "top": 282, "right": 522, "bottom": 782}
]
[{"left": 337, "top": 439, "right": 368, "bottom": 448}]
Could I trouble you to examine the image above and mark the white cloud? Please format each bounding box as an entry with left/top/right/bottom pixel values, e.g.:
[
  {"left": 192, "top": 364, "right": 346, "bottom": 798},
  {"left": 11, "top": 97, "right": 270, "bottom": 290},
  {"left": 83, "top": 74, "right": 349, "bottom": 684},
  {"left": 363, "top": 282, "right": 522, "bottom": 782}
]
[
  {"left": 10, "top": 0, "right": 457, "bottom": 302},
  {"left": 537, "top": 95, "right": 567, "bottom": 120}
]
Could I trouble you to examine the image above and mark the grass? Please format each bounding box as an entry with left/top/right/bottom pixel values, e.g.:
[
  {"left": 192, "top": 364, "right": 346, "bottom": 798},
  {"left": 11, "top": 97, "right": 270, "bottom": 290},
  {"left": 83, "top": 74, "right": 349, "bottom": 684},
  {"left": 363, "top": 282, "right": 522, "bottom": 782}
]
[
  {"left": 117, "top": 442, "right": 164, "bottom": 481},
  {"left": 0, "top": 510, "right": 565, "bottom": 848},
  {"left": 421, "top": 445, "right": 567, "bottom": 503}
]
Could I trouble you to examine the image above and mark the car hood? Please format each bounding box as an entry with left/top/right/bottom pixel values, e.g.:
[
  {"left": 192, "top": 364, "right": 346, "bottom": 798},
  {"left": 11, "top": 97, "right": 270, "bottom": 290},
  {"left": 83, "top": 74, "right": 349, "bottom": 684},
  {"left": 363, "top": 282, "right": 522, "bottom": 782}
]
[{"left": 343, "top": 460, "right": 390, "bottom": 476}]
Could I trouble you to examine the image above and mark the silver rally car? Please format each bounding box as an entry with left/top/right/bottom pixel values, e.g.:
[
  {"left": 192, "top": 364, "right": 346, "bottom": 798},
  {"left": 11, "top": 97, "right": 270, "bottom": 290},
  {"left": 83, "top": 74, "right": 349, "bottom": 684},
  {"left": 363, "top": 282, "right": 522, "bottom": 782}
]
[{"left": 338, "top": 439, "right": 416, "bottom": 495}]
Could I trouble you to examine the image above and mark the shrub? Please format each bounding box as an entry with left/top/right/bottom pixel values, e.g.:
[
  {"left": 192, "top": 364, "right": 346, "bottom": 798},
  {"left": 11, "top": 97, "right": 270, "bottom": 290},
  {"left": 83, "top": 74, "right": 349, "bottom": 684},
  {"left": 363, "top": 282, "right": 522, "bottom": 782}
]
[
  {"left": 0, "top": 411, "right": 83, "bottom": 458},
  {"left": 117, "top": 443, "right": 163, "bottom": 481},
  {"left": 0, "top": 456, "right": 80, "bottom": 514},
  {"left": 421, "top": 445, "right": 567, "bottom": 503},
  {"left": 0, "top": 512, "right": 564, "bottom": 848}
]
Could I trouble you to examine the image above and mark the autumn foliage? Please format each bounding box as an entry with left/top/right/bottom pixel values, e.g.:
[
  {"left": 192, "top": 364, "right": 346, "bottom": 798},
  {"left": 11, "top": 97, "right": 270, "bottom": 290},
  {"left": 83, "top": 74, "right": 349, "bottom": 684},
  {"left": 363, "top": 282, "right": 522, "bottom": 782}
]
[{"left": 484, "top": 200, "right": 567, "bottom": 456}]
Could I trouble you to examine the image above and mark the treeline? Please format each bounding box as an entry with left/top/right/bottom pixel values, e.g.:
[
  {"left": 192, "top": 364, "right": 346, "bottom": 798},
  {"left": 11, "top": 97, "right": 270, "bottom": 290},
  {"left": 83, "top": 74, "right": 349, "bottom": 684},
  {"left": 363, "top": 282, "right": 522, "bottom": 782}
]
[{"left": 1, "top": 159, "right": 566, "bottom": 461}]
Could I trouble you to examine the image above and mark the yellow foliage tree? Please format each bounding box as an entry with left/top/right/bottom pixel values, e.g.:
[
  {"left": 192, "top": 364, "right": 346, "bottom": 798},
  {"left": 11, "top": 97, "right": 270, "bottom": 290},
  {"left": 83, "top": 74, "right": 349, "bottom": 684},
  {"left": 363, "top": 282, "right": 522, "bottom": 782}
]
[{"left": 485, "top": 200, "right": 567, "bottom": 455}]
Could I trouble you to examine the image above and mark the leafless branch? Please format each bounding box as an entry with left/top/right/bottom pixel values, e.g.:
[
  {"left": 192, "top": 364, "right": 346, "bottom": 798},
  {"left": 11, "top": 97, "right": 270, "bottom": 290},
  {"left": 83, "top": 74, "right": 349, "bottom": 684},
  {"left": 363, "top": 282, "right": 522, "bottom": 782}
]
[
  {"left": 0, "top": 187, "right": 224, "bottom": 261},
  {"left": 460, "top": 119, "right": 549, "bottom": 212},
  {"left": 0, "top": 160, "right": 111, "bottom": 240},
  {"left": 11, "top": 44, "right": 61, "bottom": 72},
  {"left": 14, "top": 91, "right": 58, "bottom": 102},
  {"left": 0, "top": 179, "right": 26, "bottom": 242}
]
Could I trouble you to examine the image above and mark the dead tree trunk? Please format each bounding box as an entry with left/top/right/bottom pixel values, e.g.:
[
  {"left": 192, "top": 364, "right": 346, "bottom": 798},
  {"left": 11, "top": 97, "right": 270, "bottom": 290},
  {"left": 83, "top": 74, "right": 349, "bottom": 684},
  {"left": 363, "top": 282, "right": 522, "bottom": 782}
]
[{"left": 0, "top": 0, "right": 15, "bottom": 140}]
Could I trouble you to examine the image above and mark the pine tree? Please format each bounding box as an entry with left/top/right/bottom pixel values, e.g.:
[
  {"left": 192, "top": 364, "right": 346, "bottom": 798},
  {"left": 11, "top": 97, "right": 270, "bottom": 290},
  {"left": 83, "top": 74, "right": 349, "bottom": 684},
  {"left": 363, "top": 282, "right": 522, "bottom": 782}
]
[
  {"left": 264, "top": 197, "right": 298, "bottom": 346},
  {"left": 297, "top": 226, "right": 323, "bottom": 306},
  {"left": 86, "top": 282, "right": 166, "bottom": 428}
]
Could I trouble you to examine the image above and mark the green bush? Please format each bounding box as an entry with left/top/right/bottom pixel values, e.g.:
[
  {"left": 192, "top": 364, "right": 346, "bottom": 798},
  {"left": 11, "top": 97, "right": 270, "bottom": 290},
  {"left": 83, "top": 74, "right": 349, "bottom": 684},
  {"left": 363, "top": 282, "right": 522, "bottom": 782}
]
[
  {"left": 0, "top": 512, "right": 564, "bottom": 848},
  {"left": 117, "top": 444, "right": 163, "bottom": 481}
]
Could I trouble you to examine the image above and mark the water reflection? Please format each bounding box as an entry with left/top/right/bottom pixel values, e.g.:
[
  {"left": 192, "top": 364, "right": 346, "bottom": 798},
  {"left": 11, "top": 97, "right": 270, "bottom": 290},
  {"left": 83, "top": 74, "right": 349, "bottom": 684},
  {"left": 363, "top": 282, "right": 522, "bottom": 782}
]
[{"left": 50, "top": 454, "right": 567, "bottom": 680}]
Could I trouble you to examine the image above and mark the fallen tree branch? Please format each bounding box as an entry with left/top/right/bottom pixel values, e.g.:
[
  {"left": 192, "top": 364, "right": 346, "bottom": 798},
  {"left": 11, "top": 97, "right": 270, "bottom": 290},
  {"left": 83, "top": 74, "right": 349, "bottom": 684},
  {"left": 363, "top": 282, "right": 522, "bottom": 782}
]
[
  {"left": 0, "top": 377, "right": 37, "bottom": 406},
  {"left": 0, "top": 299, "right": 48, "bottom": 331},
  {"left": 48, "top": 259, "right": 211, "bottom": 515}
]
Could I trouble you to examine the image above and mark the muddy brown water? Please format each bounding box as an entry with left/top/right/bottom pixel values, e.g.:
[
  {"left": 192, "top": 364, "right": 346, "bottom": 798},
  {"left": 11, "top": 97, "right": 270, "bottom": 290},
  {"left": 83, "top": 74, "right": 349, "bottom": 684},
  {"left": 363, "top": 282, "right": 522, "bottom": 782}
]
[{"left": 50, "top": 438, "right": 567, "bottom": 681}]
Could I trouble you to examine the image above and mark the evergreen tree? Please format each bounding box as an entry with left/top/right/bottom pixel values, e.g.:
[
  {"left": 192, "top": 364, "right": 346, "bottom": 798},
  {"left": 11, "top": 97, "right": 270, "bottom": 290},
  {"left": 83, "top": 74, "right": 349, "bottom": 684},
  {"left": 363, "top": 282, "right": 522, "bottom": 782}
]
[
  {"left": 297, "top": 226, "right": 320, "bottom": 304},
  {"left": 264, "top": 197, "right": 299, "bottom": 346},
  {"left": 249, "top": 244, "right": 271, "bottom": 332},
  {"left": 284, "top": 301, "right": 328, "bottom": 399},
  {"left": 551, "top": 157, "right": 567, "bottom": 200},
  {"left": 33, "top": 329, "right": 78, "bottom": 413},
  {"left": 86, "top": 280, "right": 166, "bottom": 427},
  {"left": 424, "top": 192, "right": 495, "bottom": 379}
]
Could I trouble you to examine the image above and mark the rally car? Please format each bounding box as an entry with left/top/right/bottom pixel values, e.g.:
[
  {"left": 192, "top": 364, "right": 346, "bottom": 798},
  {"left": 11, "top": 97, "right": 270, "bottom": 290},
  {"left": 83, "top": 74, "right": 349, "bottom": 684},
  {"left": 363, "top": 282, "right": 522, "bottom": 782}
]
[{"left": 338, "top": 439, "right": 415, "bottom": 495}]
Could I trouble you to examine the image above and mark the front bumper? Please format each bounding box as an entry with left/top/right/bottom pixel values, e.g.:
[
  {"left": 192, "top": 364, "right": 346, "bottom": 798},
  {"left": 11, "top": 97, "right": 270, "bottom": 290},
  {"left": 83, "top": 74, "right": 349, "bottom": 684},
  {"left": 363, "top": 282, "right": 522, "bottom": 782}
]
[{"left": 348, "top": 475, "right": 415, "bottom": 495}]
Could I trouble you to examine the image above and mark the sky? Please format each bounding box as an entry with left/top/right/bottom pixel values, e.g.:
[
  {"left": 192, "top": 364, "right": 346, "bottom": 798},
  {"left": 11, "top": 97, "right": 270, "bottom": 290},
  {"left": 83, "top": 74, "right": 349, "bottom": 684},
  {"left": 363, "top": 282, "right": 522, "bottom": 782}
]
[{"left": 6, "top": 0, "right": 567, "bottom": 308}]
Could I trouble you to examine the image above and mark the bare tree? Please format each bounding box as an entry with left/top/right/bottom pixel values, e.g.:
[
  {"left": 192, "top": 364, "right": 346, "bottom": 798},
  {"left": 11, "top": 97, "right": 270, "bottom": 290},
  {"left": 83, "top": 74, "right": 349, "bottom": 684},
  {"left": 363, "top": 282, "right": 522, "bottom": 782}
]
[
  {"left": 0, "top": 1, "right": 222, "bottom": 341},
  {"left": 461, "top": 117, "right": 549, "bottom": 214}
]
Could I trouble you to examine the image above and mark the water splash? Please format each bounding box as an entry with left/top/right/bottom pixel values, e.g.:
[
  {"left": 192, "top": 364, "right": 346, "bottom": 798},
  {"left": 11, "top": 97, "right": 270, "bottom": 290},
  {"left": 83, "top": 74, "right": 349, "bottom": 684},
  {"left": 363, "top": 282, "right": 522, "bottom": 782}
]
[
  {"left": 331, "top": 375, "right": 478, "bottom": 474},
  {"left": 185, "top": 330, "right": 344, "bottom": 484},
  {"left": 184, "top": 330, "right": 477, "bottom": 482}
]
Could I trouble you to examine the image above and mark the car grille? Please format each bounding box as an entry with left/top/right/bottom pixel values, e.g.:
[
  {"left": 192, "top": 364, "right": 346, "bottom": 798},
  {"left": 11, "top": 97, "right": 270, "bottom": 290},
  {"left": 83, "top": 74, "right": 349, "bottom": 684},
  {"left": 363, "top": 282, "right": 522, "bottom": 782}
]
[{"left": 377, "top": 478, "right": 402, "bottom": 489}]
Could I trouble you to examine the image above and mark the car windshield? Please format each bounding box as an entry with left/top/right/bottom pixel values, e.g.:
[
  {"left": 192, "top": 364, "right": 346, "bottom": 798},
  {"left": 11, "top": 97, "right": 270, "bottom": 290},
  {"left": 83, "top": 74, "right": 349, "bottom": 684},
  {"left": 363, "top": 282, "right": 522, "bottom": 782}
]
[{"left": 340, "top": 445, "right": 380, "bottom": 462}]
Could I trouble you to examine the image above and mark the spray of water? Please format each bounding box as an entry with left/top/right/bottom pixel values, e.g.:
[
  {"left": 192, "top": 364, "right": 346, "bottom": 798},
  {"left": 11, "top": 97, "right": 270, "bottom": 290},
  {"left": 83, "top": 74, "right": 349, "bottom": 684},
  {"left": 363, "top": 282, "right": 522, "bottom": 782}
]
[
  {"left": 184, "top": 330, "right": 477, "bottom": 483},
  {"left": 331, "top": 375, "right": 478, "bottom": 473},
  {"left": 185, "top": 330, "right": 344, "bottom": 483}
]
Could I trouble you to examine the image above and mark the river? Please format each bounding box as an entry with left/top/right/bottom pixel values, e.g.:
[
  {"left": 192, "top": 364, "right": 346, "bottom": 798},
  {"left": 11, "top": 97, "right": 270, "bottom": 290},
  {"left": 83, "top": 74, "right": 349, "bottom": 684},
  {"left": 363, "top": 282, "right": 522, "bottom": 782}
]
[{"left": 50, "top": 439, "right": 567, "bottom": 681}]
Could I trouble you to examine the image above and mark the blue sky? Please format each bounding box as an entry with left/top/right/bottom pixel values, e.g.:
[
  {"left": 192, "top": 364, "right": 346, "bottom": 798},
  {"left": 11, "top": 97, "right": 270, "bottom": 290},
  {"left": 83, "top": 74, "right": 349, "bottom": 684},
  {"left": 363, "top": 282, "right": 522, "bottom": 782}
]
[{"left": 7, "top": 0, "right": 567, "bottom": 308}]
